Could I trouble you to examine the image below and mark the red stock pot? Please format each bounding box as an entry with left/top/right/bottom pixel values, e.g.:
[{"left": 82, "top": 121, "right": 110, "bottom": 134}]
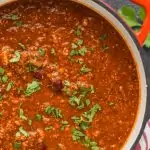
[{"left": 0, "top": 0, "right": 149, "bottom": 149}]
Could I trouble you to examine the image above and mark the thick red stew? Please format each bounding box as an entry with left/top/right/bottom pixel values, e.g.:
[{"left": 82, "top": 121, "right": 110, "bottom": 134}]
[{"left": 0, "top": 0, "right": 139, "bottom": 149}]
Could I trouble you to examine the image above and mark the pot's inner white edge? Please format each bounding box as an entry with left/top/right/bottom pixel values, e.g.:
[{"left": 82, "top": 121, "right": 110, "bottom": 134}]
[
  {"left": 0, "top": 0, "right": 147, "bottom": 149},
  {"left": 71, "top": 0, "right": 147, "bottom": 150}
]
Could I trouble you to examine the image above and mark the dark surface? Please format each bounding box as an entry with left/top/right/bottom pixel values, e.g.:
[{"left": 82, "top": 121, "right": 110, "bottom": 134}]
[{"left": 103, "top": 0, "right": 150, "bottom": 149}]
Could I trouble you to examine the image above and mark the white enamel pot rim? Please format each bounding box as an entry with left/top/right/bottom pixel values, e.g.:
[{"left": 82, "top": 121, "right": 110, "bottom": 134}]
[{"left": 0, "top": 0, "right": 147, "bottom": 150}]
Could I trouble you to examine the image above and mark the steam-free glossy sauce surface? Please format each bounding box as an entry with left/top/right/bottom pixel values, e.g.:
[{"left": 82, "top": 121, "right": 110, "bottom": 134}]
[{"left": 0, "top": 0, "right": 139, "bottom": 149}]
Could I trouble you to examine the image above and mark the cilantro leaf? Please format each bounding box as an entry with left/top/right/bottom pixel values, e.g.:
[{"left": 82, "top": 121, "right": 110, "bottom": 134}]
[
  {"left": 14, "top": 142, "right": 21, "bottom": 150},
  {"left": 0, "top": 95, "right": 3, "bottom": 101},
  {"left": 70, "top": 49, "right": 79, "bottom": 56},
  {"left": 84, "top": 136, "right": 100, "bottom": 150},
  {"left": 0, "top": 112, "right": 3, "bottom": 119},
  {"left": 80, "top": 65, "right": 92, "bottom": 74},
  {"left": 60, "top": 120, "right": 69, "bottom": 131},
  {"left": 18, "top": 43, "right": 26, "bottom": 50},
  {"left": 85, "top": 99, "right": 91, "bottom": 106},
  {"left": 0, "top": 67, "right": 5, "bottom": 75},
  {"left": 50, "top": 48, "right": 56, "bottom": 56},
  {"left": 74, "top": 25, "right": 82, "bottom": 36},
  {"left": 69, "top": 96, "right": 80, "bottom": 106},
  {"left": 45, "top": 106, "right": 63, "bottom": 118},
  {"left": 99, "top": 34, "right": 108, "bottom": 41},
  {"left": 118, "top": 6, "right": 141, "bottom": 27},
  {"left": 28, "top": 120, "right": 32, "bottom": 126},
  {"left": 144, "top": 33, "right": 150, "bottom": 48},
  {"left": 35, "top": 114, "right": 43, "bottom": 121},
  {"left": 27, "top": 63, "right": 38, "bottom": 72},
  {"left": 83, "top": 104, "right": 101, "bottom": 122},
  {"left": 3, "top": 14, "right": 19, "bottom": 20},
  {"left": 19, "top": 109, "right": 27, "bottom": 121},
  {"left": 24, "top": 81, "right": 41, "bottom": 96},
  {"left": 45, "top": 126, "right": 53, "bottom": 131},
  {"left": 79, "top": 47, "right": 87, "bottom": 56},
  {"left": 72, "top": 43, "right": 78, "bottom": 49},
  {"left": 15, "top": 21, "right": 24, "bottom": 27},
  {"left": 138, "top": 7, "right": 146, "bottom": 21},
  {"left": 1, "top": 75, "right": 8, "bottom": 83},
  {"left": 72, "top": 128, "right": 85, "bottom": 141},
  {"left": 38, "top": 48, "right": 46, "bottom": 56},
  {"left": 19, "top": 127, "right": 29, "bottom": 137},
  {"left": 63, "top": 80, "right": 70, "bottom": 87},
  {"left": 6, "top": 82, "right": 14, "bottom": 91},
  {"left": 9, "top": 51, "right": 21, "bottom": 63},
  {"left": 77, "top": 39, "right": 84, "bottom": 46}
]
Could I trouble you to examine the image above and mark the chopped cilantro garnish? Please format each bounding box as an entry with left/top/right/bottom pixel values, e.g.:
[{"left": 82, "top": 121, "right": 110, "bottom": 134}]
[
  {"left": 99, "top": 34, "right": 108, "bottom": 40},
  {"left": 0, "top": 95, "right": 3, "bottom": 101},
  {"left": 14, "top": 142, "right": 21, "bottom": 150},
  {"left": 85, "top": 99, "right": 91, "bottom": 106},
  {"left": 83, "top": 104, "right": 101, "bottom": 122},
  {"left": 72, "top": 104, "right": 101, "bottom": 130},
  {"left": 102, "top": 45, "right": 109, "bottom": 51},
  {"left": 72, "top": 43, "right": 78, "bottom": 49},
  {"left": 3, "top": 14, "right": 19, "bottom": 20},
  {"left": 79, "top": 47, "right": 87, "bottom": 56},
  {"left": 71, "top": 116, "right": 90, "bottom": 131},
  {"left": 15, "top": 21, "right": 24, "bottom": 27},
  {"left": 77, "top": 39, "right": 84, "bottom": 46},
  {"left": 68, "top": 85, "right": 94, "bottom": 108},
  {"left": 1, "top": 75, "right": 8, "bottom": 83},
  {"left": 71, "top": 116, "right": 82, "bottom": 124},
  {"left": 45, "top": 126, "right": 53, "bottom": 131},
  {"left": 28, "top": 120, "right": 32, "bottom": 126},
  {"left": 0, "top": 67, "right": 5, "bottom": 75},
  {"left": 6, "top": 82, "right": 14, "bottom": 91},
  {"left": 72, "top": 128, "right": 85, "bottom": 141},
  {"left": 38, "top": 48, "right": 46, "bottom": 56},
  {"left": 62, "top": 86, "right": 71, "bottom": 96},
  {"left": 71, "top": 128, "right": 101, "bottom": 149},
  {"left": 60, "top": 120, "right": 69, "bottom": 131},
  {"left": 84, "top": 136, "right": 100, "bottom": 150},
  {"left": 77, "top": 102, "right": 85, "bottom": 110},
  {"left": 16, "top": 132, "right": 21, "bottom": 137},
  {"left": 0, "top": 112, "right": 3, "bottom": 119},
  {"left": 74, "top": 25, "right": 82, "bottom": 36},
  {"left": 19, "top": 109, "right": 27, "bottom": 121},
  {"left": 24, "top": 81, "right": 41, "bottom": 97},
  {"left": 35, "top": 114, "right": 43, "bottom": 121},
  {"left": 69, "top": 96, "right": 80, "bottom": 106},
  {"left": 9, "top": 51, "right": 21, "bottom": 63},
  {"left": 45, "top": 106, "right": 63, "bottom": 118},
  {"left": 70, "top": 49, "right": 79, "bottom": 56},
  {"left": 50, "top": 48, "right": 56, "bottom": 56},
  {"left": 76, "top": 59, "right": 84, "bottom": 65},
  {"left": 80, "top": 65, "right": 92, "bottom": 74},
  {"left": 27, "top": 63, "right": 38, "bottom": 72},
  {"left": 79, "top": 85, "right": 95, "bottom": 95},
  {"left": 18, "top": 43, "right": 26, "bottom": 50},
  {"left": 19, "top": 127, "right": 29, "bottom": 137},
  {"left": 108, "top": 102, "right": 115, "bottom": 106},
  {"left": 63, "top": 80, "right": 70, "bottom": 87}
]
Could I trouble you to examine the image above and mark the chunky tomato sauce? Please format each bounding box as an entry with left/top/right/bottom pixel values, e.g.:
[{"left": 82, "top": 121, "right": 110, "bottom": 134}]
[{"left": 0, "top": 0, "right": 139, "bottom": 149}]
